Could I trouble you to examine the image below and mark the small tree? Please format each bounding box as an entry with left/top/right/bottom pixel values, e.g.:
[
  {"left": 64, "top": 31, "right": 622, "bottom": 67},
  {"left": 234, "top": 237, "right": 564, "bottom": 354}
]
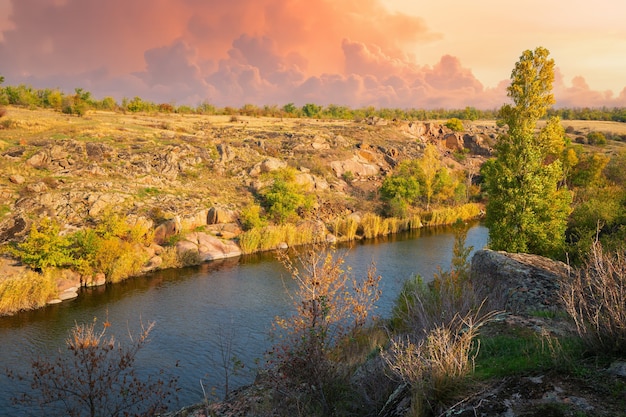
[
  {"left": 10, "top": 318, "right": 179, "bottom": 417},
  {"left": 482, "top": 47, "right": 572, "bottom": 257},
  {"left": 269, "top": 246, "right": 381, "bottom": 414}
]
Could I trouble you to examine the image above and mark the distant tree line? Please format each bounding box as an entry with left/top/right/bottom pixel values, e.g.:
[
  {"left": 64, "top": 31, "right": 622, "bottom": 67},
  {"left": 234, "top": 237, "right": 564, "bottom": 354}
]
[{"left": 1, "top": 77, "right": 625, "bottom": 122}]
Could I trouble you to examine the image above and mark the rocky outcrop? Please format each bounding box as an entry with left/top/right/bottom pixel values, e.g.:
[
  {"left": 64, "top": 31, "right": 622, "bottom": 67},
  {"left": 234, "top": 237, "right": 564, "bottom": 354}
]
[
  {"left": 470, "top": 249, "right": 569, "bottom": 314},
  {"left": 330, "top": 156, "right": 380, "bottom": 178},
  {"left": 176, "top": 232, "right": 242, "bottom": 261}
]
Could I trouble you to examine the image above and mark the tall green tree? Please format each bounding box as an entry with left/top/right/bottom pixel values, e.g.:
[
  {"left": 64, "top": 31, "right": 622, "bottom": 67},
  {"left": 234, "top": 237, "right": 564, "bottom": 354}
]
[{"left": 482, "top": 47, "right": 572, "bottom": 257}]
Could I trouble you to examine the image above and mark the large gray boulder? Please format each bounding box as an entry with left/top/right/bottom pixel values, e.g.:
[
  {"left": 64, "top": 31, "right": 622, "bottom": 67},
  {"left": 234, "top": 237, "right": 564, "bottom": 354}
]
[{"left": 470, "top": 249, "right": 569, "bottom": 314}]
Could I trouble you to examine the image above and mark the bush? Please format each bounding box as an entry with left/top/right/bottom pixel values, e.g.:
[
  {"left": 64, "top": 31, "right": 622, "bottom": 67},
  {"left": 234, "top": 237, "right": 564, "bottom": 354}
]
[
  {"left": 587, "top": 131, "right": 607, "bottom": 145},
  {"left": 7, "top": 218, "right": 75, "bottom": 271},
  {"left": 9, "top": 318, "right": 179, "bottom": 417},
  {"left": 239, "top": 203, "right": 267, "bottom": 231},
  {"left": 383, "top": 311, "right": 492, "bottom": 415},
  {"left": 561, "top": 241, "right": 626, "bottom": 355},
  {"left": 444, "top": 118, "right": 464, "bottom": 132},
  {"left": 260, "top": 169, "right": 314, "bottom": 224},
  {"left": 268, "top": 246, "right": 381, "bottom": 415}
]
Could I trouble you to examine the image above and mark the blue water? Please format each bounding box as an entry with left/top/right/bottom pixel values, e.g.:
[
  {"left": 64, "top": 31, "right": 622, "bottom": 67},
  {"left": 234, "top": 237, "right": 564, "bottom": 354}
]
[{"left": 0, "top": 224, "right": 488, "bottom": 414}]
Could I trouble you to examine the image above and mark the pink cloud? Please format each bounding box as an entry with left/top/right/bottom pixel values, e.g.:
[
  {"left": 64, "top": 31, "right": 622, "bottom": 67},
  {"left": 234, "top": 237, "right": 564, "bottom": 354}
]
[{"left": 0, "top": 0, "right": 622, "bottom": 110}]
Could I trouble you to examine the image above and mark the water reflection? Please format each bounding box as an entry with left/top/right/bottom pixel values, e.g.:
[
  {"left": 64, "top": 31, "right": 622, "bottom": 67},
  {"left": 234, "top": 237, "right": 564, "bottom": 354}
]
[{"left": 0, "top": 224, "right": 488, "bottom": 414}]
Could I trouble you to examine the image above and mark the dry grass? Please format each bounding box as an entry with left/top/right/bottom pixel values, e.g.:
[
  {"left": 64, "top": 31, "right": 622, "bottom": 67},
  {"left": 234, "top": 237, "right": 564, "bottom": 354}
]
[
  {"left": 0, "top": 269, "right": 57, "bottom": 315},
  {"left": 561, "top": 240, "right": 626, "bottom": 354},
  {"left": 383, "top": 310, "right": 497, "bottom": 415},
  {"left": 425, "top": 203, "right": 482, "bottom": 227}
]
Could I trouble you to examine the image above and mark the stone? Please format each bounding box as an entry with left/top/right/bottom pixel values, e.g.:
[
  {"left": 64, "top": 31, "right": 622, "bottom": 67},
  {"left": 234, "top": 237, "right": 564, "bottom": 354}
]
[
  {"left": 26, "top": 151, "right": 49, "bottom": 168},
  {"left": 25, "top": 182, "right": 48, "bottom": 193},
  {"left": 444, "top": 132, "right": 464, "bottom": 151},
  {"left": 607, "top": 361, "right": 626, "bottom": 377},
  {"left": 9, "top": 174, "right": 25, "bottom": 184},
  {"left": 207, "top": 207, "right": 234, "bottom": 224},
  {"left": 153, "top": 217, "right": 182, "bottom": 245},
  {"left": 180, "top": 209, "right": 209, "bottom": 230},
  {"left": 248, "top": 157, "right": 287, "bottom": 177},
  {"left": 176, "top": 232, "right": 242, "bottom": 261},
  {"left": 143, "top": 256, "right": 163, "bottom": 272},
  {"left": 59, "top": 289, "right": 79, "bottom": 301},
  {"left": 470, "top": 249, "right": 569, "bottom": 314},
  {"left": 330, "top": 156, "right": 380, "bottom": 178}
]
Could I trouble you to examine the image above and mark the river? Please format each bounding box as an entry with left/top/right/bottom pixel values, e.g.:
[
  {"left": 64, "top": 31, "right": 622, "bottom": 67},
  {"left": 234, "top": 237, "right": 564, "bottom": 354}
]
[{"left": 0, "top": 224, "right": 488, "bottom": 414}]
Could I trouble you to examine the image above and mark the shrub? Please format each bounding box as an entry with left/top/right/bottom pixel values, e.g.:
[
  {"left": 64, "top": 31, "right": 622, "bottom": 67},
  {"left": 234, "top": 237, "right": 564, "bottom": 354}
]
[
  {"left": 587, "top": 131, "right": 607, "bottom": 145},
  {"left": 268, "top": 246, "right": 381, "bottom": 415},
  {"left": 9, "top": 318, "right": 179, "bottom": 417},
  {"left": 239, "top": 203, "right": 267, "bottom": 231},
  {"left": 260, "top": 169, "right": 315, "bottom": 224},
  {"left": 561, "top": 241, "right": 626, "bottom": 355},
  {"left": 383, "top": 311, "right": 495, "bottom": 415},
  {"left": 444, "top": 118, "right": 464, "bottom": 132},
  {"left": 7, "top": 218, "right": 75, "bottom": 271}
]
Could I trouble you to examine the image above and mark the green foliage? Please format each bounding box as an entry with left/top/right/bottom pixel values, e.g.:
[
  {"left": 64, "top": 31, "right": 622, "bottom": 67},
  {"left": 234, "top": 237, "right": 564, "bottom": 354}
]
[
  {"left": 380, "top": 160, "right": 421, "bottom": 203},
  {"left": 587, "top": 131, "right": 607, "bottom": 145},
  {"left": 301, "top": 103, "right": 321, "bottom": 118},
  {"left": 483, "top": 47, "right": 572, "bottom": 257},
  {"left": 239, "top": 203, "right": 268, "bottom": 231},
  {"left": 260, "top": 169, "right": 314, "bottom": 224},
  {"left": 8, "top": 218, "right": 75, "bottom": 270},
  {"left": 445, "top": 118, "right": 464, "bottom": 131}
]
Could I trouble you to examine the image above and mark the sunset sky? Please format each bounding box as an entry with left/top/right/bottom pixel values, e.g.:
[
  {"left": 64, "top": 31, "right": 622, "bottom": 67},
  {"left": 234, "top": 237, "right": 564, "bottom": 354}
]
[{"left": 1, "top": 0, "right": 625, "bottom": 109}]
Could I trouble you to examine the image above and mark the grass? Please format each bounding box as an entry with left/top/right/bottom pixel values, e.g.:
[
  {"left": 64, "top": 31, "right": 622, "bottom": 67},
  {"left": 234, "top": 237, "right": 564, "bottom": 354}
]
[
  {"left": 0, "top": 269, "right": 57, "bottom": 315},
  {"left": 474, "top": 328, "right": 584, "bottom": 379}
]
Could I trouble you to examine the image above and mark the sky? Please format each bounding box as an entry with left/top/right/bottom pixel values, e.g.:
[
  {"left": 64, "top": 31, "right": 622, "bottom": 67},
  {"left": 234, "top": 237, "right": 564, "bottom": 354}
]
[{"left": 0, "top": 0, "right": 625, "bottom": 110}]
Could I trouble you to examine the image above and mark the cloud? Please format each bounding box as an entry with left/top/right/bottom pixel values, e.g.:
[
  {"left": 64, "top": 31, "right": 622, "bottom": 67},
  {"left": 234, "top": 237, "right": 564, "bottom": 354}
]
[{"left": 0, "top": 0, "right": 622, "bottom": 109}]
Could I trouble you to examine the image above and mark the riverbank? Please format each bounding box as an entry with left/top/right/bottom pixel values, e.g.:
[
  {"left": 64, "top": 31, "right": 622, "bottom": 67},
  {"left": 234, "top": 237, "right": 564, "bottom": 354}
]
[{"left": 0, "top": 203, "right": 483, "bottom": 316}]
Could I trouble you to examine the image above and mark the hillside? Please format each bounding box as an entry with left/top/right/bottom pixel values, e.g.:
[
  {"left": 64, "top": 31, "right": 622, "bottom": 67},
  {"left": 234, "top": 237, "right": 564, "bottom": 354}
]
[{"left": 0, "top": 106, "right": 625, "bottom": 313}]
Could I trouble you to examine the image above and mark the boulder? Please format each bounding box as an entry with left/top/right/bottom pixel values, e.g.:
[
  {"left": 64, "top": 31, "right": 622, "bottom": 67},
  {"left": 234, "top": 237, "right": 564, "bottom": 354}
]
[
  {"left": 330, "top": 156, "right": 380, "bottom": 179},
  {"left": 470, "top": 249, "right": 569, "bottom": 314},
  {"left": 26, "top": 151, "right": 50, "bottom": 168},
  {"left": 463, "top": 133, "right": 493, "bottom": 156},
  {"left": 180, "top": 209, "right": 209, "bottom": 230},
  {"left": 444, "top": 133, "right": 464, "bottom": 151},
  {"left": 207, "top": 207, "right": 234, "bottom": 224},
  {"left": 294, "top": 172, "right": 329, "bottom": 191},
  {"left": 249, "top": 157, "right": 287, "bottom": 177},
  {"left": 153, "top": 217, "right": 182, "bottom": 245},
  {"left": 176, "top": 232, "right": 242, "bottom": 261},
  {"left": 9, "top": 174, "right": 25, "bottom": 184}
]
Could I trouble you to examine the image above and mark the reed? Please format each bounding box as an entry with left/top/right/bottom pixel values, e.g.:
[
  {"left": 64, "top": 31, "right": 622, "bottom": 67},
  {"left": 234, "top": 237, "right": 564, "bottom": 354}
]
[
  {"left": 360, "top": 213, "right": 382, "bottom": 239},
  {"left": 0, "top": 270, "right": 57, "bottom": 316},
  {"left": 426, "top": 203, "right": 481, "bottom": 227}
]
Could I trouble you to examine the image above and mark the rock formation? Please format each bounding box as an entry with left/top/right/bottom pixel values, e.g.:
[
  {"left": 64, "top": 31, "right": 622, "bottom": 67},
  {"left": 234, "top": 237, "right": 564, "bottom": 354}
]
[{"left": 470, "top": 249, "right": 569, "bottom": 314}]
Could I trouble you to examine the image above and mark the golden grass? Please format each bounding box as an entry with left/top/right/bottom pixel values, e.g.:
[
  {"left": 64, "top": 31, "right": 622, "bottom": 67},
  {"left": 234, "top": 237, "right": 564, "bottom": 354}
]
[
  {"left": 425, "top": 203, "right": 482, "bottom": 227},
  {"left": 0, "top": 269, "right": 57, "bottom": 316}
]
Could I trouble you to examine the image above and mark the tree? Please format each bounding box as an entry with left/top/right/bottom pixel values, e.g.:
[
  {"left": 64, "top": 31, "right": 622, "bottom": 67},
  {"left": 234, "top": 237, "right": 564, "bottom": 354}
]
[
  {"left": 10, "top": 318, "right": 179, "bottom": 417},
  {"left": 482, "top": 47, "right": 572, "bottom": 257}
]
